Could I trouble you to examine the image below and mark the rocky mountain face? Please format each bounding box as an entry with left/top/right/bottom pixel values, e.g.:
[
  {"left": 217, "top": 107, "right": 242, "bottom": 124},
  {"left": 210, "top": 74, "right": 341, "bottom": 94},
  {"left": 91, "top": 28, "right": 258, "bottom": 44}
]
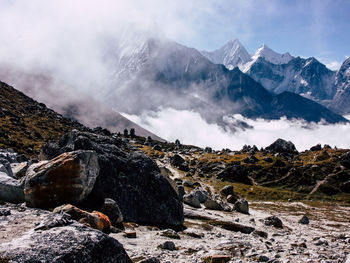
[
  {"left": 203, "top": 40, "right": 337, "bottom": 102},
  {"left": 330, "top": 58, "right": 350, "bottom": 114},
  {"left": 105, "top": 37, "right": 347, "bottom": 124},
  {"left": 201, "top": 39, "right": 252, "bottom": 70},
  {"left": 244, "top": 56, "right": 337, "bottom": 101}
]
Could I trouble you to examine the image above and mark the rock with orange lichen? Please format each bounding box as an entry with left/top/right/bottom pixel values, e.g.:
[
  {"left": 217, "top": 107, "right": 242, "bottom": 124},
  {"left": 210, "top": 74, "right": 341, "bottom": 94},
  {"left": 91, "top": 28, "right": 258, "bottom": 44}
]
[
  {"left": 53, "top": 204, "right": 111, "bottom": 233},
  {"left": 24, "top": 150, "right": 99, "bottom": 209}
]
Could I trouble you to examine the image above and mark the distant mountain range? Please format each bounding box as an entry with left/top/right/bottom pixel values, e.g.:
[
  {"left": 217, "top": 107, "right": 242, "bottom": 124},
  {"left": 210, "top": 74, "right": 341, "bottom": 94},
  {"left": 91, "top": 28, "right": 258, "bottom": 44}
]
[
  {"left": 202, "top": 39, "right": 350, "bottom": 114},
  {"left": 0, "top": 34, "right": 348, "bottom": 136},
  {"left": 103, "top": 35, "right": 347, "bottom": 126}
]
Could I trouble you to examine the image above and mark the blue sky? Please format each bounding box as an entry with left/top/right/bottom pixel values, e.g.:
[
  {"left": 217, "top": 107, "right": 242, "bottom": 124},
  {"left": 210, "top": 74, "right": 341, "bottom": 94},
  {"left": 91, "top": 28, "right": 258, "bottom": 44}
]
[
  {"left": 0, "top": 0, "right": 348, "bottom": 70},
  {"left": 167, "top": 0, "right": 350, "bottom": 70}
]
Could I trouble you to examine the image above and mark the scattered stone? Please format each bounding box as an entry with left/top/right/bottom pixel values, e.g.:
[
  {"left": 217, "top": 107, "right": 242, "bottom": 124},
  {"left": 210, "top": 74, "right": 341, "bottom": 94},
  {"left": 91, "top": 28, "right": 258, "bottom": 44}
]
[
  {"left": 204, "top": 147, "right": 212, "bottom": 153},
  {"left": 220, "top": 185, "right": 234, "bottom": 196},
  {"left": 298, "top": 215, "right": 310, "bottom": 225},
  {"left": 204, "top": 199, "right": 224, "bottom": 211},
  {"left": 264, "top": 216, "right": 283, "bottom": 228},
  {"left": 11, "top": 161, "right": 29, "bottom": 179},
  {"left": 227, "top": 194, "right": 238, "bottom": 204},
  {"left": 258, "top": 255, "right": 270, "bottom": 262},
  {"left": 183, "top": 193, "right": 201, "bottom": 208},
  {"left": 191, "top": 187, "right": 209, "bottom": 203},
  {"left": 177, "top": 185, "right": 186, "bottom": 200},
  {"left": 139, "top": 257, "right": 161, "bottom": 263},
  {"left": 253, "top": 230, "right": 268, "bottom": 238},
  {"left": 341, "top": 151, "right": 350, "bottom": 168},
  {"left": 161, "top": 241, "right": 176, "bottom": 251},
  {"left": 53, "top": 204, "right": 111, "bottom": 233},
  {"left": 0, "top": 171, "right": 24, "bottom": 203},
  {"left": 243, "top": 155, "right": 259, "bottom": 164},
  {"left": 25, "top": 150, "right": 99, "bottom": 209},
  {"left": 0, "top": 208, "right": 11, "bottom": 216},
  {"left": 152, "top": 145, "right": 162, "bottom": 151},
  {"left": 263, "top": 157, "right": 273, "bottom": 163},
  {"left": 310, "top": 144, "right": 322, "bottom": 151},
  {"left": 183, "top": 180, "right": 194, "bottom": 187},
  {"left": 161, "top": 229, "right": 180, "bottom": 239},
  {"left": 171, "top": 154, "right": 189, "bottom": 171},
  {"left": 34, "top": 212, "right": 73, "bottom": 231},
  {"left": 234, "top": 199, "right": 249, "bottom": 214},
  {"left": 216, "top": 164, "right": 252, "bottom": 185},
  {"left": 124, "top": 230, "right": 137, "bottom": 238},
  {"left": 208, "top": 254, "right": 231, "bottom": 263},
  {"left": 101, "top": 198, "right": 123, "bottom": 226}
]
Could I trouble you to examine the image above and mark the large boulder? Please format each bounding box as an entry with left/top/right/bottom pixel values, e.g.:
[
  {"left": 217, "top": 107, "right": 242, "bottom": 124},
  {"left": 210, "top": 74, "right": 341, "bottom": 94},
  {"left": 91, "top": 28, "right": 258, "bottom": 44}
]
[
  {"left": 25, "top": 150, "right": 99, "bottom": 209},
  {"left": 0, "top": 202, "right": 132, "bottom": 263},
  {"left": 0, "top": 171, "right": 24, "bottom": 203},
  {"left": 41, "top": 130, "right": 184, "bottom": 226},
  {"left": 265, "top": 138, "right": 298, "bottom": 155}
]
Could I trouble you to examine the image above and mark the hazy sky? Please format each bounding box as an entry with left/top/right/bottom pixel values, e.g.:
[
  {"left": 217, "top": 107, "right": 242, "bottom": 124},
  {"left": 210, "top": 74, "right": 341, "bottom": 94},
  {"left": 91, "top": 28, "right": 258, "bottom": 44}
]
[
  {"left": 0, "top": 0, "right": 348, "bottom": 71},
  {"left": 172, "top": 0, "right": 350, "bottom": 70}
]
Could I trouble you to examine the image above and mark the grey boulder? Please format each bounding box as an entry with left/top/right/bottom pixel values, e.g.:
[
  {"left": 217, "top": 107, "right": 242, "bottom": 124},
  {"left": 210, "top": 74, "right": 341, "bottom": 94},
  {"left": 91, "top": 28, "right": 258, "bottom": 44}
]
[
  {"left": 0, "top": 202, "right": 131, "bottom": 263},
  {"left": 183, "top": 193, "right": 201, "bottom": 208},
  {"left": 0, "top": 171, "right": 24, "bottom": 203},
  {"left": 234, "top": 199, "right": 249, "bottom": 214}
]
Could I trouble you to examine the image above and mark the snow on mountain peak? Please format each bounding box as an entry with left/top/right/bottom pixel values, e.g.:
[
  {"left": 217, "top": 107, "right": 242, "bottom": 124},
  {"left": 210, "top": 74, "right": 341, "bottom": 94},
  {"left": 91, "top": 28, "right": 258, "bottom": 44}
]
[
  {"left": 252, "top": 44, "right": 293, "bottom": 65},
  {"left": 201, "top": 38, "right": 252, "bottom": 70}
]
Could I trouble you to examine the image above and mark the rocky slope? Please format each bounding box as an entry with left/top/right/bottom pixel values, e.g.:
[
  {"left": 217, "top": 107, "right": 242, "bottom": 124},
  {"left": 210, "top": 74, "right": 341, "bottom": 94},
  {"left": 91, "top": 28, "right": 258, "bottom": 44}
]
[
  {"left": 330, "top": 57, "right": 350, "bottom": 114},
  {"left": 0, "top": 81, "right": 86, "bottom": 156},
  {"left": 0, "top": 69, "right": 162, "bottom": 140}
]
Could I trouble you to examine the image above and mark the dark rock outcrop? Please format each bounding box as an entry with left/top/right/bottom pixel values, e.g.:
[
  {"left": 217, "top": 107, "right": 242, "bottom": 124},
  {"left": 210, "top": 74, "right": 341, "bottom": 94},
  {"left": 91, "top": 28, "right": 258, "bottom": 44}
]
[
  {"left": 266, "top": 138, "right": 298, "bottom": 155},
  {"left": 41, "top": 130, "right": 184, "bottom": 226}
]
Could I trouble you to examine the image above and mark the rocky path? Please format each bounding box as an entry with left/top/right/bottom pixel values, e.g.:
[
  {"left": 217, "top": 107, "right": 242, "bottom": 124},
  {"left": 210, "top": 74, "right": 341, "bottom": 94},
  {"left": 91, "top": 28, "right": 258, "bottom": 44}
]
[{"left": 112, "top": 202, "right": 350, "bottom": 263}]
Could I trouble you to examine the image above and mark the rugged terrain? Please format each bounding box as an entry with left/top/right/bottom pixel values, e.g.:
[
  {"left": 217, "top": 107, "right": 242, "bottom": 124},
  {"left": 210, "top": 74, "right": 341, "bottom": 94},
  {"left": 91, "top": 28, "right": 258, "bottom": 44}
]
[{"left": 1, "top": 81, "right": 350, "bottom": 262}]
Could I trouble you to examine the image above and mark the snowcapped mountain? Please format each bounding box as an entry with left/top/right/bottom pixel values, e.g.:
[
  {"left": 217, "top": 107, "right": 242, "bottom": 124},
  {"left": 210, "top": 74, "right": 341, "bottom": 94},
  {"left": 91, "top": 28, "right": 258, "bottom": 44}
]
[
  {"left": 103, "top": 35, "right": 346, "bottom": 125},
  {"left": 244, "top": 56, "right": 337, "bottom": 101},
  {"left": 329, "top": 58, "right": 350, "bottom": 114},
  {"left": 203, "top": 40, "right": 337, "bottom": 102},
  {"left": 201, "top": 39, "right": 252, "bottom": 70},
  {"left": 250, "top": 44, "right": 293, "bottom": 65}
]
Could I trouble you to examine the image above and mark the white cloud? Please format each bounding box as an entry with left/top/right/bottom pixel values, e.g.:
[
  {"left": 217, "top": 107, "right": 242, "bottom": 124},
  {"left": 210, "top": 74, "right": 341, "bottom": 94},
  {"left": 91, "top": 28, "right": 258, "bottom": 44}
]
[
  {"left": 123, "top": 108, "right": 350, "bottom": 151},
  {"left": 325, "top": 61, "right": 342, "bottom": 70}
]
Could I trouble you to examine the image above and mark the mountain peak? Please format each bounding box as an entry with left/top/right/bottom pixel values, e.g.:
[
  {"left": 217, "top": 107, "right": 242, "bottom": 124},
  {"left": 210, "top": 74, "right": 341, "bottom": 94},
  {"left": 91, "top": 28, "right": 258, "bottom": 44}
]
[
  {"left": 201, "top": 38, "right": 252, "bottom": 70},
  {"left": 252, "top": 44, "right": 293, "bottom": 65}
]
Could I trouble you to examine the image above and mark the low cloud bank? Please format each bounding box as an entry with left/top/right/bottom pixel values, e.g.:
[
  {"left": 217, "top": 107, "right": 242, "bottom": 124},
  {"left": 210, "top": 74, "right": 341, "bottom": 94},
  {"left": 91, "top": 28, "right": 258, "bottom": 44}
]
[{"left": 123, "top": 108, "right": 350, "bottom": 151}]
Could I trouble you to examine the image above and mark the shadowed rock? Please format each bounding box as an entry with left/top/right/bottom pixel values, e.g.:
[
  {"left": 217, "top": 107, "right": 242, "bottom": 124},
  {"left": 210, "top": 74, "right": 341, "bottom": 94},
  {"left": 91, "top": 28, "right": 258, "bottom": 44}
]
[
  {"left": 25, "top": 150, "right": 99, "bottom": 209},
  {"left": 41, "top": 130, "right": 184, "bottom": 226}
]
